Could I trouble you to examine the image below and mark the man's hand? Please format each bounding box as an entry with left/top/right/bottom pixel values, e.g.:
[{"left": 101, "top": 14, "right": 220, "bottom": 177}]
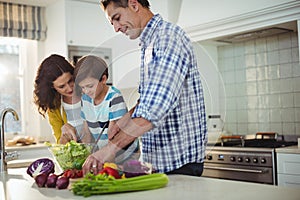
[
  {"left": 82, "top": 144, "right": 117, "bottom": 175},
  {"left": 107, "top": 112, "right": 132, "bottom": 140}
]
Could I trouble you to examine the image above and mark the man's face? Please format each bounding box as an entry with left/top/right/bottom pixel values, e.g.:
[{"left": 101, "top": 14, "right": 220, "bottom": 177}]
[{"left": 105, "top": 2, "right": 142, "bottom": 40}]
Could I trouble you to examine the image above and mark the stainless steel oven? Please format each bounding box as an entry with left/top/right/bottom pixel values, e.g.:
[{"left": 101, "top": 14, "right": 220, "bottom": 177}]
[
  {"left": 202, "top": 133, "right": 298, "bottom": 185},
  {"left": 203, "top": 146, "right": 276, "bottom": 184}
]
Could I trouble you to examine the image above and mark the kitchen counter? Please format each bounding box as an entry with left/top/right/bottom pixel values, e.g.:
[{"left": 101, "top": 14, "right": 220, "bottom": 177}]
[
  {"left": 1, "top": 168, "right": 300, "bottom": 200},
  {"left": 6, "top": 142, "right": 48, "bottom": 151},
  {"left": 276, "top": 145, "right": 300, "bottom": 154}
]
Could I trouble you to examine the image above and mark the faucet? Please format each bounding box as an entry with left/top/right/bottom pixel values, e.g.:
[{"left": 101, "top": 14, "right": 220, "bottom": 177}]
[{"left": 0, "top": 108, "right": 19, "bottom": 173}]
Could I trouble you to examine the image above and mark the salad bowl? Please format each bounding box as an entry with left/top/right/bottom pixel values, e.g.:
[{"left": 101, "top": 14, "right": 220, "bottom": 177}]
[{"left": 47, "top": 141, "right": 92, "bottom": 170}]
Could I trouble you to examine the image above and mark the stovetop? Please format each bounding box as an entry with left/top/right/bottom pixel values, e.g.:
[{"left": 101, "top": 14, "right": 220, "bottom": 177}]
[
  {"left": 212, "top": 140, "right": 297, "bottom": 148},
  {"left": 207, "top": 133, "right": 298, "bottom": 149}
]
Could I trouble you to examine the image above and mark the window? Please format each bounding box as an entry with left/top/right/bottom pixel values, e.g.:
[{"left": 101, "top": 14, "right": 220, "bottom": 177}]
[{"left": 0, "top": 37, "right": 22, "bottom": 133}]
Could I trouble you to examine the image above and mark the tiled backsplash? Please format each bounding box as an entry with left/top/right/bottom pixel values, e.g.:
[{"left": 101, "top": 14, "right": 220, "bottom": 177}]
[{"left": 218, "top": 32, "right": 300, "bottom": 136}]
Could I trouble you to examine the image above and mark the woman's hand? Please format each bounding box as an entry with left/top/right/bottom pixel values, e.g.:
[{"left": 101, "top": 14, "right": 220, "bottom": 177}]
[{"left": 60, "top": 123, "right": 77, "bottom": 144}]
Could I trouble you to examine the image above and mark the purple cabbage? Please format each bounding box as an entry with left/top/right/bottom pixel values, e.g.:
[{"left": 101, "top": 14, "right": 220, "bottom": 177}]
[{"left": 27, "top": 158, "right": 55, "bottom": 178}]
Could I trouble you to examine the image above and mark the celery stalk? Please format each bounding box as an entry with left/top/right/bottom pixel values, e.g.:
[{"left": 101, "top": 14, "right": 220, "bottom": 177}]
[{"left": 71, "top": 173, "right": 169, "bottom": 197}]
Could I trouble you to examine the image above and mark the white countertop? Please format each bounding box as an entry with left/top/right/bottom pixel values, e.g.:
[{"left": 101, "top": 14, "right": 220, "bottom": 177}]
[
  {"left": 6, "top": 143, "right": 48, "bottom": 151},
  {"left": 276, "top": 145, "right": 300, "bottom": 154},
  {"left": 1, "top": 168, "right": 300, "bottom": 200}
]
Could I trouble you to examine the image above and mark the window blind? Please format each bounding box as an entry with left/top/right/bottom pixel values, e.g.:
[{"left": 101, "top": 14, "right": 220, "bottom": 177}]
[{"left": 0, "top": 2, "right": 46, "bottom": 41}]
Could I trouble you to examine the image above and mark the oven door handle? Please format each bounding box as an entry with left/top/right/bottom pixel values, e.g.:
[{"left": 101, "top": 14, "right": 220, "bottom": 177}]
[{"left": 204, "top": 166, "right": 267, "bottom": 174}]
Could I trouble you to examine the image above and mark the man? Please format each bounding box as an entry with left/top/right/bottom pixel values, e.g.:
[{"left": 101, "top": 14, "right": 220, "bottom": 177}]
[{"left": 82, "top": 0, "right": 207, "bottom": 176}]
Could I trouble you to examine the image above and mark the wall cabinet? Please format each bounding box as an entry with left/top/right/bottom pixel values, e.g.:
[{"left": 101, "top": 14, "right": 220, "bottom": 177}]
[
  {"left": 68, "top": 45, "right": 113, "bottom": 85},
  {"left": 65, "top": 0, "right": 115, "bottom": 47},
  {"left": 180, "top": 1, "right": 300, "bottom": 43},
  {"left": 277, "top": 153, "right": 300, "bottom": 188}
]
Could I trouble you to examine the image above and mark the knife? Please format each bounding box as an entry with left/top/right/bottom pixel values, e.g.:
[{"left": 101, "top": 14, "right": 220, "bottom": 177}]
[{"left": 91, "top": 122, "right": 108, "bottom": 153}]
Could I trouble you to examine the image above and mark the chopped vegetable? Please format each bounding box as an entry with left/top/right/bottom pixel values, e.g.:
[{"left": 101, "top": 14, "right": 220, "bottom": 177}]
[
  {"left": 47, "top": 141, "right": 92, "bottom": 170},
  {"left": 63, "top": 169, "right": 83, "bottom": 179},
  {"left": 98, "top": 167, "right": 121, "bottom": 179},
  {"left": 26, "top": 158, "right": 55, "bottom": 177},
  {"left": 122, "top": 160, "right": 152, "bottom": 178},
  {"left": 71, "top": 173, "right": 169, "bottom": 197},
  {"left": 103, "top": 162, "right": 118, "bottom": 170}
]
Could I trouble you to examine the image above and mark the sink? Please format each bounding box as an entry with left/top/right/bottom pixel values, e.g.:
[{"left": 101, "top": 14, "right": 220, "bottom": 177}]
[
  {"left": 5, "top": 143, "right": 56, "bottom": 169},
  {"left": 7, "top": 157, "right": 62, "bottom": 174},
  {"left": 7, "top": 159, "right": 37, "bottom": 168}
]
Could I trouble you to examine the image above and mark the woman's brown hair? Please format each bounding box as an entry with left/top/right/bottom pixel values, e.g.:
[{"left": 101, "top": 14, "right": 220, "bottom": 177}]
[{"left": 33, "top": 54, "right": 74, "bottom": 117}]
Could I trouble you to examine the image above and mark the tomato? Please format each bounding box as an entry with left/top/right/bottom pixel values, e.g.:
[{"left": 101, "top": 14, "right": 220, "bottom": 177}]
[
  {"left": 63, "top": 169, "right": 83, "bottom": 178},
  {"left": 75, "top": 169, "right": 83, "bottom": 178},
  {"left": 63, "top": 169, "right": 73, "bottom": 178}
]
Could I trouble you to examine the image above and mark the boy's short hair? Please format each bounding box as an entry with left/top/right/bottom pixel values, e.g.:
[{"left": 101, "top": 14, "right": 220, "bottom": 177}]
[{"left": 74, "top": 55, "right": 109, "bottom": 95}]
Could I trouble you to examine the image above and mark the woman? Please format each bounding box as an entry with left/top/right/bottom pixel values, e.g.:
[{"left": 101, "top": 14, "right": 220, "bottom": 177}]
[{"left": 33, "top": 54, "right": 83, "bottom": 144}]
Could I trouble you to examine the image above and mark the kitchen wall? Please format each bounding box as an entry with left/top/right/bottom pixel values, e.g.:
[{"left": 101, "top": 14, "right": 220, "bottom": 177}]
[{"left": 217, "top": 32, "right": 299, "bottom": 136}]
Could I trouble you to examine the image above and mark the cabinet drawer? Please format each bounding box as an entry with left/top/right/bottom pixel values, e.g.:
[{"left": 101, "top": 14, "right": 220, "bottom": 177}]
[
  {"left": 277, "top": 153, "right": 300, "bottom": 175},
  {"left": 278, "top": 174, "right": 300, "bottom": 188}
]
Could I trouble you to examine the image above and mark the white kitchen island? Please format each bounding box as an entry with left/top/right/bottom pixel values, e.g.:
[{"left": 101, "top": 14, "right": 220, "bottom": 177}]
[{"left": 1, "top": 168, "right": 300, "bottom": 200}]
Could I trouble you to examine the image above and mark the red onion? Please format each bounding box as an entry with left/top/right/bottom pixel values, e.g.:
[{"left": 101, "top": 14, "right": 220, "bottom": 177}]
[
  {"left": 46, "top": 173, "right": 58, "bottom": 188},
  {"left": 35, "top": 173, "right": 48, "bottom": 187},
  {"left": 56, "top": 176, "right": 69, "bottom": 189}
]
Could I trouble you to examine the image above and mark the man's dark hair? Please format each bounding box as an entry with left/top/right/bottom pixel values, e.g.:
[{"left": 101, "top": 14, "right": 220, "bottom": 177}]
[{"left": 100, "top": 0, "right": 150, "bottom": 10}]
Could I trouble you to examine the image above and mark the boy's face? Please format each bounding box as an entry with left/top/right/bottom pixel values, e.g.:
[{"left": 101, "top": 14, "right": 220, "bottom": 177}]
[{"left": 78, "top": 77, "right": 105, "bottom": 99}]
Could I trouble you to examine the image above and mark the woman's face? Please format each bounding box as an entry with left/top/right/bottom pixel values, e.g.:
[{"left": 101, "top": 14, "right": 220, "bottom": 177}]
[
  {"left": 52, "top": 72, "right": 74, "bottom": 97},
  {"left": 78, "top": 76, "right": 105, "bottom": 100}
]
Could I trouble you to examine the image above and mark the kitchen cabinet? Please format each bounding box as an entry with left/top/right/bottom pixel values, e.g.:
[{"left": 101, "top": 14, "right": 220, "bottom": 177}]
[
  {"left": 65, "top": 0, "right": 115, "bottom": 47},
  {"left": 68, "top": 45, "right": 113, "bottom": 85},
  {"left": 277, "top": 153, "right": 300, "bottom": 188},
  {"left": 180, "top": 1, "right": 300, "bottom": 43}
]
